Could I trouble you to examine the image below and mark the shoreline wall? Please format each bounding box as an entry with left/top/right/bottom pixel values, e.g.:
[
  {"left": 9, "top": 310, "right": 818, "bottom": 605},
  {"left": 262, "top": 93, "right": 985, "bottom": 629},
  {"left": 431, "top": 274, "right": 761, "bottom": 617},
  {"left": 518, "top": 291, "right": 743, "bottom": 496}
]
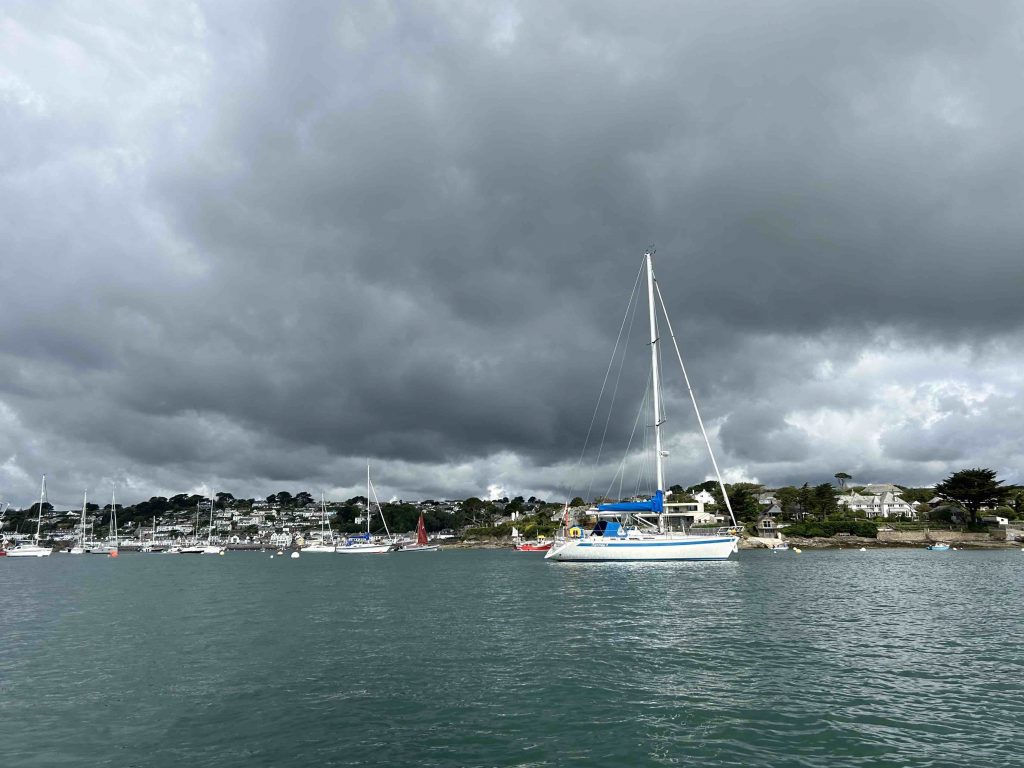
[{"left": 877, "top": 530, "right": 993, "bottom": 544}]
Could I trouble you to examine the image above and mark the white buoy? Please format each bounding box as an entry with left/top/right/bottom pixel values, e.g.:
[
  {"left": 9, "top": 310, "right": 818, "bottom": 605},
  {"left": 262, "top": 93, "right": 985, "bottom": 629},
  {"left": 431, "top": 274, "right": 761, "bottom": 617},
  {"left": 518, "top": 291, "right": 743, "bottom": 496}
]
[
  {"left": 270, "top": 555, "right": 274, "bottom": 559},
  {"left": 859, "top": 547, "right": 866, "bottom": 552},
  {"left": 793, "top": 547, "right": 802, "bottom": 554},
  {"left": 290, "top": 551, "right": 300, "bottom": 559}
]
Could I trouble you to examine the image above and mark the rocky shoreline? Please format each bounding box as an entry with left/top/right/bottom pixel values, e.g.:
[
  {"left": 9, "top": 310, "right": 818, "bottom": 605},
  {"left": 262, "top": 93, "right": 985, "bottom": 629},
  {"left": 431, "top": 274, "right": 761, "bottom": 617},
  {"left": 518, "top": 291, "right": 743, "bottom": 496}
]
[{"left": 744, "top": 535, "right": 1020, "bottom": 550}]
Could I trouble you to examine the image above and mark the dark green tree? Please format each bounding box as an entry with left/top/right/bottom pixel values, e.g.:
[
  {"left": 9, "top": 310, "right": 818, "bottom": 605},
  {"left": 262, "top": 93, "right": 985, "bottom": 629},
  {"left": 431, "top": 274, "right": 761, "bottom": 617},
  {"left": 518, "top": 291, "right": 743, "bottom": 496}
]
[
  {"left": 774, "top": 486, "right": 800, "bottom": 518},
  {"left": 934, "top": 468, "right": 1007, "bottom": 525},
  {"left": 834, "top": 472, "right": 852, "bottom": 489},
  {"left": 797, "top": 483, "right": 813, "bottom": 520},
  {"left": 686, "top": 480, "right": 718, "bottom": 495},
  {"left": 727, "top": 485, "right": 761, "bottom": 522},
  {"left": 813, "top": 483, "right": 839, "bottom": 520}
]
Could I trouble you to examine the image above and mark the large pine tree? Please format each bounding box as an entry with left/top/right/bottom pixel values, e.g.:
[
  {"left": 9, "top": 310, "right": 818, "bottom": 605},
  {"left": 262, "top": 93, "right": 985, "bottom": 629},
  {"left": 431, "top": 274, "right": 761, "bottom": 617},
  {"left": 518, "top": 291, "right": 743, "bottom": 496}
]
[{"left": 934, "top": 468, "right": 1006, "bottom": 525}]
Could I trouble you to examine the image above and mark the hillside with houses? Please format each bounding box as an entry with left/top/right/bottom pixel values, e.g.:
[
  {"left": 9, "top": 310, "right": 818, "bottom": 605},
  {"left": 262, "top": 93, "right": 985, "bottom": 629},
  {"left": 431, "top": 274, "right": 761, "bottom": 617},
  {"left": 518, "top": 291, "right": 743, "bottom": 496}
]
[{"left": 3, "top": 469, "right": 1022, "bottom": 549}]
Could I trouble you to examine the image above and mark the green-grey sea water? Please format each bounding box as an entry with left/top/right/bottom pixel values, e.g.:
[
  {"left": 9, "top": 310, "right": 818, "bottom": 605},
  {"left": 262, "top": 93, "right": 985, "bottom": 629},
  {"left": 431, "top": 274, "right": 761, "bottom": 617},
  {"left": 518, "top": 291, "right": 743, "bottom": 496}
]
[{"left": 1, "top": 548, "right": 1021, "bottom": 767}]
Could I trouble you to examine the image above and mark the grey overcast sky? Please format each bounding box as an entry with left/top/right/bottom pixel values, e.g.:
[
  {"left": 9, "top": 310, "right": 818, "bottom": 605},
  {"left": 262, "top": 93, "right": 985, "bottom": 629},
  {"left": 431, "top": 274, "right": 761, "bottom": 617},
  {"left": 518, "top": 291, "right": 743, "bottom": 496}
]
[{"left": 3, "top": 1, "right": 1024, "bottom": 507}]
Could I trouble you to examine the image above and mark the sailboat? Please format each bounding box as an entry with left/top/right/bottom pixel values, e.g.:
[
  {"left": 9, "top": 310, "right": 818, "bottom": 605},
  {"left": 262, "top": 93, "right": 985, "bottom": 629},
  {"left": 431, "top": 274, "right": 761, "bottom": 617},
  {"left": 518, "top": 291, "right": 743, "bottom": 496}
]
[
  {"left": 0, "top": 501, "right": 9, "bottom": 555},
  {"left": 86, "top": 488, "right": 119, "bottom": 555},
  {"left": 395, "top": 513, "right": 440, "bottom": 553},
  {"left": 546, "top": 251, "right": 740, "bottom": 562},
  {"left": 200, "top": 492, "right": 225, "bottom": 554},
  {"left": 140, "top": 516, "right": 157, "bottom": 553},
  {"left": 5, "top": 475, "right": 54, "bottom": 558},
  {"left": 336, "top": 465, "right": 396, "bottom": 554},
  {"left": 69, "top": 490, "right": 87, "bottom": 554},
  {"left": 180, "top": 499, "right": 206, "bottom": 553},
  {"left": 302, "top": 493, "right": 337, "bottom": 552}
]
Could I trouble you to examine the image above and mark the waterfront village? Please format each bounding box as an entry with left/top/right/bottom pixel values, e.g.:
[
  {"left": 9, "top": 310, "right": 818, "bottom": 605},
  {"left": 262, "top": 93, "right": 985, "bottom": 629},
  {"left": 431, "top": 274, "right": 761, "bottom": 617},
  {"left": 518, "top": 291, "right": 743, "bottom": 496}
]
[{"left": 2, "top": 468, "right": 1023, "bottom": 550}]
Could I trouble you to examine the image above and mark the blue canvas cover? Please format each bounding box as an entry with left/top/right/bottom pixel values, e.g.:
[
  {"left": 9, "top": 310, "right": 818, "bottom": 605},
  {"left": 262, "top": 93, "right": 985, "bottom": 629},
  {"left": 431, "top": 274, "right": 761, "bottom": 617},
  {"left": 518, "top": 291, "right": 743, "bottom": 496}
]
[
  {"left": 597, "top": 490, "right": 664, "bottom": 514},
  {"left": 591, "top": 520, "right": 627, "bottom": 537}
]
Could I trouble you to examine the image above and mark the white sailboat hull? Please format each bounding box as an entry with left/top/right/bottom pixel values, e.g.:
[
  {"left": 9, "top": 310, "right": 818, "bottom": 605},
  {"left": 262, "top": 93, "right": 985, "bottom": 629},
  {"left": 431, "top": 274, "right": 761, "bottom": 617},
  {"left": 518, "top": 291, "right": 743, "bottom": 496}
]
[
  {"left": 85, "top": 546, "right": 117, "bottom": 555},
  {"left": 545, "top": 535, "right": 739, "bottom": 562},
  {"left": 5, "top": 544, "right": 53, "bottom": 558},
  {"left": 301, "top": 544, "right": 337, "bottom": 553},
  {"left": 395, "top": 544, "right": 440, "bottom": 553},
  {"left": 335, "top": 543, "right": 392, "bottom": 554}
]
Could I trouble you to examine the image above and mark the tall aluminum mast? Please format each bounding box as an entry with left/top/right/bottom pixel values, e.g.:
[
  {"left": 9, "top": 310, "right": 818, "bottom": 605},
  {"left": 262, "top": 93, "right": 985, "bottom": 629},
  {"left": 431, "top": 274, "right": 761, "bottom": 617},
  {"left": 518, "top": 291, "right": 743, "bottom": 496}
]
[
  {"left": 35, "top": 474, "right": 46, "bottom": 541},
  {"left": 645, "top": 252, "right": 665, "bottom": 496},
  {"left": 111, "top": 486, "right": 119, "bottom": 546}
]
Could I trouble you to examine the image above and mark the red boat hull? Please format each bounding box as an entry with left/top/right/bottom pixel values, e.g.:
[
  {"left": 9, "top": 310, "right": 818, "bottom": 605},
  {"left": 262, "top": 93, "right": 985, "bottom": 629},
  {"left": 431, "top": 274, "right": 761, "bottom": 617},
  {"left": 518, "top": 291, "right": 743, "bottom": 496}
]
[{"left": 515, "top": 542, "right": 552, "bottom": 552}]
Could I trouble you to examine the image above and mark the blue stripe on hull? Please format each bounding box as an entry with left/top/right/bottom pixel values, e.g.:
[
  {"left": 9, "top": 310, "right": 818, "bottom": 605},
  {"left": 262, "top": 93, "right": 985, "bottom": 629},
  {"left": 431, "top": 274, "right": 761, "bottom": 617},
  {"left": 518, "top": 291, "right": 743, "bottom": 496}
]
[{"left": 576, "top": 538, "right": 734, "bottom": 548}]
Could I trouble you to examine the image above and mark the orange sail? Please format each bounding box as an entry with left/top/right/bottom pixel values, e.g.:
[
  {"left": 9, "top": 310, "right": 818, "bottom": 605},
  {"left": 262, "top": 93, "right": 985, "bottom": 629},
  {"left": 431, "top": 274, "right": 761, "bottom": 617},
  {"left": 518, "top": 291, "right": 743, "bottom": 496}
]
[{"left": 416, "top": 514, "right": 428, "bottom": 546}]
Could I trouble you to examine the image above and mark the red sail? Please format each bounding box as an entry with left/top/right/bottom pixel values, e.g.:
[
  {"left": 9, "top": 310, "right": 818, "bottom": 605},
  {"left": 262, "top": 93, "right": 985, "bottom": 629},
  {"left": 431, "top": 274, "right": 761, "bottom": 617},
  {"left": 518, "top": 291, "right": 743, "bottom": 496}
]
[{"left": 416, "top": 513, "right": 428, "bottom": 546}]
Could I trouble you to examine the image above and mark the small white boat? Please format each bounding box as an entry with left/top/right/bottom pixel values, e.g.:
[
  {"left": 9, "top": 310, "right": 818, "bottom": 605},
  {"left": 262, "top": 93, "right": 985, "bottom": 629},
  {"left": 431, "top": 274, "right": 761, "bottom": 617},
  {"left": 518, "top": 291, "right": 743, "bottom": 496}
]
[
  {"left": 6, "top": 476, "right": 54, "bottom": 557},
  {"left": 301, "top": 543, "right": 337, "bottom": 553},
  {"left": 6, "top": 542, "right": 53, "bottom": 558},
  {"left": 187, "top": 491, "right": 225, "bottom": 554},
  {"left": 336, "top": 537, "right": 393, "bottom": 554},
  {"left": 68, "top": 490, "right": 89, "bottom": 554},
  {"left": 394, "top": 514, "right": 440, "bottom": 553},
  {"left": 85, "top": 544, "right": 118, "bottom": 555},
  {"left": 302, "top": 493, "right": 337, "bottom": 552},
  {"left": 927, "top": 543, "right": 951, "bottom": 552}
]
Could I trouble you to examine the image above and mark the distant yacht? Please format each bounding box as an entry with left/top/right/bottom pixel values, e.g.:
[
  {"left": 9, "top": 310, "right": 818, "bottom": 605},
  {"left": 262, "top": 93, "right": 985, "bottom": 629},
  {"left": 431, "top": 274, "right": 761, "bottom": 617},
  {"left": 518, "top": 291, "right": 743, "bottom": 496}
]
[
  {"left": 336, "top": 465, "right": 396, "bottom": 554},
  {"left": 201, "top": 491, "right": 225, "bottom": 554},
  {"left": 546, "top": 252, "right": 740, "bottom": 562},
  {"left": 68, "top": 490, "right": 88, "bottom": 554},
  {"left": 394, "top": 513, "right": 440, "bottom": 553},
  {"left": 6, "top": 476, "right": 53, "bottom": 558},
  {"left": 302, "top": 493, "right": 337, "bottom": 553},
  {"left": 85, "top": 487, "right": 119, "bottom": 555}
]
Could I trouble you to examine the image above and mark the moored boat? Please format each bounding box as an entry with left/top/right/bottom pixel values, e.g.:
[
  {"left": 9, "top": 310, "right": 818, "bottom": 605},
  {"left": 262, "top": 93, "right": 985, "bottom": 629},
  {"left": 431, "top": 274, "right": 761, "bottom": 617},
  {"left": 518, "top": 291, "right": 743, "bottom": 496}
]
[
  {"left": 5, "top": 476, "right": 53, "bottom": 558},
  {"left": 546, "top": 251, "right": 740, "bottom": 563},
  {"left": 515, "top": 537, "right": 552, "bottom": 552},
  {"left": 394, "top": 513, "right": 440, "bottom": 552},
  {"left": 302, "top": 493, "right": 337, "bottom": 553},
  {"left": 335, "top": 465, "right": 397, "bottom": 554}
]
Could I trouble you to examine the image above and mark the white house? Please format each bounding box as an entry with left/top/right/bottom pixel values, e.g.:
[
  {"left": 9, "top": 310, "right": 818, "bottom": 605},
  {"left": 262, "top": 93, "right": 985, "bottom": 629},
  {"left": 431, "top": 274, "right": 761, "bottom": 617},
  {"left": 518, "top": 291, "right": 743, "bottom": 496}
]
[
  {"left": 268, "top": 531, "right": 292, "bottom": 547},
  {"left": 692, "top": 490, "right": 716, "bottom": 507},
  {"left": 838, "top": 490, "right": 917, "bottom": 519}
]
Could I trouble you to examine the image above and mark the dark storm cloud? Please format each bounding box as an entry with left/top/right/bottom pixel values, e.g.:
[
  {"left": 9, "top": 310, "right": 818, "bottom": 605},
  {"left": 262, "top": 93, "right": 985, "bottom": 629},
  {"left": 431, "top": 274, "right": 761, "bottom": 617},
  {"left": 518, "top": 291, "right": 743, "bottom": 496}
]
[{"left": 3, "top": 1, "right": 1024, "bottom": 506}]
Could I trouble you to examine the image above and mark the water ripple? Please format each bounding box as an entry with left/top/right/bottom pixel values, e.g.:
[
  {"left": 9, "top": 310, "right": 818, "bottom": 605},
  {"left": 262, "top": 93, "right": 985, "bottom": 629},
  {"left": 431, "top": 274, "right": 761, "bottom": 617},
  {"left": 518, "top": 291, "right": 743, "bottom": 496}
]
[{"left": 0, "top": 549, "right": 1021, "bottom": 766}]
